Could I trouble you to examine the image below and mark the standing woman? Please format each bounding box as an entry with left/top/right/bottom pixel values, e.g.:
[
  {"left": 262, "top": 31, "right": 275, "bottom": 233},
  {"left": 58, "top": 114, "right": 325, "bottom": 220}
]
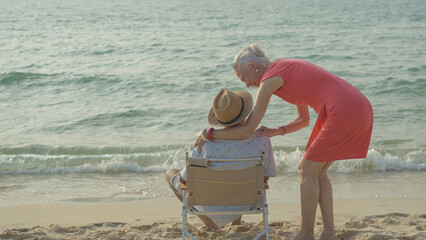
[{"left": 194, "top": 43, "right": 373, "bottom": 240}]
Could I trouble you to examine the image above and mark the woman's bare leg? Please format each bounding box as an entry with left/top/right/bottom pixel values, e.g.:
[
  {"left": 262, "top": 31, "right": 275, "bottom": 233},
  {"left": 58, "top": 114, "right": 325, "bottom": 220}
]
[
  {"left": 165, "top": 169, "right": 183, "bottom": 200},
  {"left": 291, "top": 158, "right": 327, "bottom": 240},
  {"left": 318, "top": 162, "right": 337, "bottom": 240},
  {"left": 165, "top": 169, "right": 219, "bottom": 230}
]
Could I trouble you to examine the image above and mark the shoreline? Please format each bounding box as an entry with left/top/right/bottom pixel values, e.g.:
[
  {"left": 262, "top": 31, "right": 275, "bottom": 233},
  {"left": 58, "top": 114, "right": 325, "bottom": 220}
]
[{"left": 1, "top": 197, "right": 425, "bottom": 239}]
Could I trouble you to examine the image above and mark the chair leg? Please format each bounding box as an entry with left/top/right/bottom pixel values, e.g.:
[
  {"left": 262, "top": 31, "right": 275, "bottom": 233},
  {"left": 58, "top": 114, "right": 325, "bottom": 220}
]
[
  {"left": 182, "top": 191, "right": 198, "bottom": 240},
  {"left": 253, "top": 192, "right": 269, "bottom": 240},
  {"left": 182, "top": 191, "right": 186, "bottom": 240},
  {"left": 264, "top": 205, "right": 269, "bottom": 239},
  {"left": 264, "top": 193, "right": 269, "bottom": 240}
]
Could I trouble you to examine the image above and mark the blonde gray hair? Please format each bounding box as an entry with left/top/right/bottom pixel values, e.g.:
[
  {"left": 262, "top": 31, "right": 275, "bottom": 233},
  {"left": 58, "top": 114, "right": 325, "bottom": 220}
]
[{"left": 232, "top": 43, "right": 270, "bottom": 69}]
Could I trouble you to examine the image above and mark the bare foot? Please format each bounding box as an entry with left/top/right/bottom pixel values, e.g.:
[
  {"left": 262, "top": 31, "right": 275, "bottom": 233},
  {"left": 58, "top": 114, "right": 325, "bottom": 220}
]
[
  {"left": 231, "top": 219, "right": 248, "bottom": 227},
  {"left": 198, "top": 215, "right": 219, "bottom": 230},
  {"left": 319, "top": 230, "right": 337, "bottom": 240},
  {"left": 290, "top": 231, "right": 315, "bottom": 240},
  {"left": 230, "top": 216, "right": 244, "bottom": 226},
  {"left": 203, "top": 221, "right": 219, "bottom": 230}
]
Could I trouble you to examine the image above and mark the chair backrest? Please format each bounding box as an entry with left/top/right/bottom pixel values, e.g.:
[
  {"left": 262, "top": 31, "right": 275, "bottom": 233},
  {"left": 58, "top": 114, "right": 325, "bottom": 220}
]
[{"left": 185, "top": 155, "right": 265, "bottom": 209}]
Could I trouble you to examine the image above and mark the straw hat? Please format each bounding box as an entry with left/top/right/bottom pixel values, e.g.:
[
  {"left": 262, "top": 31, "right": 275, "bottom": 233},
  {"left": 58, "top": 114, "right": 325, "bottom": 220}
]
[{"left": 208, "top": 89, "right": 253, "bottom": 127}]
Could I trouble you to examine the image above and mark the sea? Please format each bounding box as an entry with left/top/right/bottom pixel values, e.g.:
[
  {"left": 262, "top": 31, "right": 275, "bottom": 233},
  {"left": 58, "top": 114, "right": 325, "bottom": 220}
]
[{"left": 0, "top": 0, "right": 425, "bottom": 206}]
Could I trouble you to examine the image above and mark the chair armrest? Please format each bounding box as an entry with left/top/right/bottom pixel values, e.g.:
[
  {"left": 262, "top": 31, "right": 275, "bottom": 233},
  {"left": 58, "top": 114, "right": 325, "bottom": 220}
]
[{"left": 187, "top": 156, "right": 208, "bottom": 167}]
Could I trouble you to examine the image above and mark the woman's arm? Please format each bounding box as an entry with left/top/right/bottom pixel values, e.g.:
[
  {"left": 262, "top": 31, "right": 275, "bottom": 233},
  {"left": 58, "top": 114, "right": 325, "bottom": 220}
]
[
  {"left": 212, "top": 76, "right": 284, "bottom": 139},
  {"left": 284, "top": 104, "right": 310, "bottom": 132},
  {"left": 257, "top": 104, "right": 310, "bottom": 137}
]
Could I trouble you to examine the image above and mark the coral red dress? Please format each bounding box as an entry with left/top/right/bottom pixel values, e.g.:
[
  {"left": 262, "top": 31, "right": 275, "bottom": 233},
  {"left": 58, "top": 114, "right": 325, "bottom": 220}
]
[{"left": 261, "top": 59, "right": 373, "bottom": 162}]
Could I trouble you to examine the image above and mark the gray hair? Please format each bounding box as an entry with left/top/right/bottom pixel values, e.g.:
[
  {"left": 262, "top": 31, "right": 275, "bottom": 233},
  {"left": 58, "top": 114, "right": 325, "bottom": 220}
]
[{"left": 232, "top": 43, "right": 270, "bottom": 69}]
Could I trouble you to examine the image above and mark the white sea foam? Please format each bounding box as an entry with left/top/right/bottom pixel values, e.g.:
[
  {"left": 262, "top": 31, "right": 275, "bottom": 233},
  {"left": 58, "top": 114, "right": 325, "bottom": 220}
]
[
  {"left": 273, "top": 148, "right": 426, "bottom": 174},
  {"left": 1, "top": 148, "right": 424, "bottom": 175}
]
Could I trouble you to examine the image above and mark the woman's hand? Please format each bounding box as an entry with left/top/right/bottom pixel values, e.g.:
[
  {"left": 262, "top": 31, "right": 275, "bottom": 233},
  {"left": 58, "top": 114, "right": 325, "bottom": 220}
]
[
  {"left": 193, "top": 131, "right": 207, "bottom": 153},
  {"left": 256, "top": 125, "right": 279, "bottom": 137}
]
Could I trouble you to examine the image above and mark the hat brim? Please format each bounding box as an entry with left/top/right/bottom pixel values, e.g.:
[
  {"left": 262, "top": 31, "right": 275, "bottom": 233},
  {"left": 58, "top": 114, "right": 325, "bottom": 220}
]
[{"left": 208, "top": 90, "right": 253, "bottom": 127}]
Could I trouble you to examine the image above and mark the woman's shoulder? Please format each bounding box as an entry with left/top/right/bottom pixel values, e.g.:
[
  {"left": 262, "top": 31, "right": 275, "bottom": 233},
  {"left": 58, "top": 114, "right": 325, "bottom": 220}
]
[
  {"left": 271, "top": 58, "right": 308, "bottom": 66},
  {"left": 265, "top": 58, "right": 297, "bottom": 75},
  {"left": 264, "top": 58, "right": 311, "bottom": 79}
]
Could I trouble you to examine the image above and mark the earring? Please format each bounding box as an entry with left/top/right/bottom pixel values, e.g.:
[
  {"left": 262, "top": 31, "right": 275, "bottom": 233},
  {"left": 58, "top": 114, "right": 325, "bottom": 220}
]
[{"left": 255, "top": 69, "right": 259, "bottom": 72}]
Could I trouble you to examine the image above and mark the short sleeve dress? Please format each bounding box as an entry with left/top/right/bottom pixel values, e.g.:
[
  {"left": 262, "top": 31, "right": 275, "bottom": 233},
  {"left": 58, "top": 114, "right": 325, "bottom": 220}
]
[{"left": 261, "top": 59, "right": 374, "bottom": 162}]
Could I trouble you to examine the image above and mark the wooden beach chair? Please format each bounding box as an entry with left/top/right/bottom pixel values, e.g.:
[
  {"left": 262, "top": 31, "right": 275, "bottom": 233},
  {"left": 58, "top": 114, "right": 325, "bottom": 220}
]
[{"left": 181, "top": 152, "right": 269, "bottom": 240}]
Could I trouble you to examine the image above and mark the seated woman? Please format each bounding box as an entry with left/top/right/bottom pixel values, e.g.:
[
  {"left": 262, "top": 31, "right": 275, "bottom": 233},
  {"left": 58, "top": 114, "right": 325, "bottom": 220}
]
[{"left": 165, "top": 88, "right": 277, "bottom": 229}]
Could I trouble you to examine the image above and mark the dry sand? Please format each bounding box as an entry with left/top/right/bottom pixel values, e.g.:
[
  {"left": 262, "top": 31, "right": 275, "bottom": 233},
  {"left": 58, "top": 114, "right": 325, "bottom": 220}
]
[{"left": 1, "top": 198, "right": 425, "bottom": 239}]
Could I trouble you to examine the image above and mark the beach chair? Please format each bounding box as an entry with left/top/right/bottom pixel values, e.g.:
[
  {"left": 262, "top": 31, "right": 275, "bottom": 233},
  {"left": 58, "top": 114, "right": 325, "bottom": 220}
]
[{"left": 181, "top": 152, "right": 269, "bottom": 240}]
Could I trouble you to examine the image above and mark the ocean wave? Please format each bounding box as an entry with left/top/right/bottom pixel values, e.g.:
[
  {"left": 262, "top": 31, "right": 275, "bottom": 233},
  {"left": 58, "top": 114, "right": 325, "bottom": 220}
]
[
  {"left": 372, "top": 77, "right": 426, "bottom": 95},
  {"left": 274, "top": 148, "right": 426, "bottom": 174},
  {"left": 0, "top": 144, "right": 187, "bottom": 156},
  {"left": 66, "top": 110, "right": 155, "bottom": 129},
  {"left": 0, "top": 145, "right": 424, "bottom": 175},
  {"left": 0, "top": 72, "right": 55, "bottom": 85},
  {"left": 0, "top": 72, "right": 125, "bottom": 90},
  {"left": 407, "top": 65, "right": 426, "bottom": 73},
  {"left": 0, "top": 154, "right": 183, "bottom": 175}
]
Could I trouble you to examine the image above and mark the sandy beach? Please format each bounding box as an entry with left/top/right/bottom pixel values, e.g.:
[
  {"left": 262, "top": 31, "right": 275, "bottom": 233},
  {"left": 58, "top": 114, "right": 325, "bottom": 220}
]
[{"left": 1, "top": 197, "right": 424, "bottom": 239}]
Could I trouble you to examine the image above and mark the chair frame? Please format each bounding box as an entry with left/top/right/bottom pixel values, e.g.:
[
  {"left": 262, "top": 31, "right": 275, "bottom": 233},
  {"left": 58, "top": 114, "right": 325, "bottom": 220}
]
[{"left": 181, "top": 152, "right": 269, "bottom": 240}]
